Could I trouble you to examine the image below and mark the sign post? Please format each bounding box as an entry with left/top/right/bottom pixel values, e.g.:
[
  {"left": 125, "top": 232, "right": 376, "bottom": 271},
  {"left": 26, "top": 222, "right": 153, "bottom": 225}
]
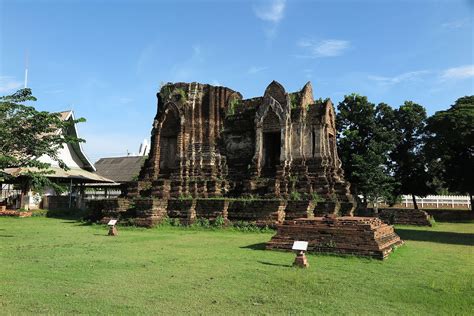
[
  {"left": 107, "top": 219, "right": 118, "bottom": 236},
  {"left": 292, "top": 241, "right": 309, "bottom": 268}
]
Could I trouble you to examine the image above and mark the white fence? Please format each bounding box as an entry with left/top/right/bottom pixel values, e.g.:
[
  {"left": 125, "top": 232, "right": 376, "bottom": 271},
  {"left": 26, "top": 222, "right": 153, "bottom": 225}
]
[{"left": 400, "top": 195, "right": 471, "bottom": 209}]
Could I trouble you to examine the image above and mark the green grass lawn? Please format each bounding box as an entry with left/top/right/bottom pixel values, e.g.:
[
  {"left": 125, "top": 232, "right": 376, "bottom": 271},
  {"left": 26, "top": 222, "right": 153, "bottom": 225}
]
[{"left": 0, "top": 218, "right": 473, "bottom": 315}]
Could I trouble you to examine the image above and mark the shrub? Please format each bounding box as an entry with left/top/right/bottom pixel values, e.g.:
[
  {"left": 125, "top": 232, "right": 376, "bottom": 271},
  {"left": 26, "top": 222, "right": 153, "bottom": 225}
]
[
  {"left": 194, "top": 217, "right": 211, "bottom": 228},
  {"left": 171, "top": 218, "right": 181, "bottom": 227},
  {"left": 46, "top": 208, "right": 89, "bottom": 220},
  {"left": 31, "top": 209, "right": 48, "bottom": 217},
  {"left": 214, "top": 215, "right": 226, "bottom": 227}
]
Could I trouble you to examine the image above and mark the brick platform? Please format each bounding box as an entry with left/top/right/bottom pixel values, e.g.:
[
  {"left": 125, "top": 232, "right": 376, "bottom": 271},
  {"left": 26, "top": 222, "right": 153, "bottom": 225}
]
[
  {"left": 266, "top": 216, "right": 403, "bottom": 259},
  {"left": 0, "top": 210, "right": 32, "bottom": 217},
  {"left": 378, "top": 208, "right": 432, "bottom": 226}
]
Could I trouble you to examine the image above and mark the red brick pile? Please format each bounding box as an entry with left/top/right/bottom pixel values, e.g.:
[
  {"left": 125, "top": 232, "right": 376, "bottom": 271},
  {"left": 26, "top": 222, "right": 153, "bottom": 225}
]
[
  {"left": 378, "top": 208, "right": 432, "bottom": 226},
  {"left": 0, "top": 210, "right": 32, "bottom": 217},
  {"left": 266, "top": 215, "right": 403, "bottom": 259}
]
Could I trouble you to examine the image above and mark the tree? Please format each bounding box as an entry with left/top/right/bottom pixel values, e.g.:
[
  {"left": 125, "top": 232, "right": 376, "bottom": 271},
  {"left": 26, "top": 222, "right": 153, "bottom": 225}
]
[
  {"left": 0, "top": 88, "right": 85, "bottom": 207},
  {"left": 391, "top": 101, "right": 431, "bottom": 209},
  {"left": 336, "top": 94, "right": 398, "bottom": 210},
  {"left": 425, "top": 96, "right": 474, "bottom": 210}
]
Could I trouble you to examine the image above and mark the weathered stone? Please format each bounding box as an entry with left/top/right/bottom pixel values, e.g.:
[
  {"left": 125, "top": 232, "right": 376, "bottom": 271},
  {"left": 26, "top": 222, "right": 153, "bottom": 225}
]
[
  {"left": 378, "top": 208, "right": 432, "bottom": 226},
  {"left": 195, "top": 199, "right": 229, "bottom": 223},
  {"left": 267, "top": 216, "right": 403, "bottom": 259},
  {"left": 89, "top": 80, "right": 403, "bottom": 259},
  {"left": 284, "top": 200, "right": 315, "bottom": 220},
  {"left": 108, "top": 225, "right": 118, "bottom": 236},
  {"left": 135, "top": 81, "right": 355, "bottom": 211},
  {"left": 293, "top": 251, "right": 309, "bottom": 268},
  {"left": 133, "top": 198, "right": 168, "bottom": 227},
  {"left": 227, "top": 199, "right": 286, "bottom": 227}
]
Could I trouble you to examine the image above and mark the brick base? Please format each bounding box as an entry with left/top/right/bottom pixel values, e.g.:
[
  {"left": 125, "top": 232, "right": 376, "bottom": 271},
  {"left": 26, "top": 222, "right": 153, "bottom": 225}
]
[{"left": 266, "top": 216, "right": 403, "bottom": 259}]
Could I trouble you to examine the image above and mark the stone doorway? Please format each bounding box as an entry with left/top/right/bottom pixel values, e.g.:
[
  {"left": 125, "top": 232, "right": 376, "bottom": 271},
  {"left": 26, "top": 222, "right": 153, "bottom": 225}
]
[
  {"left": 159, "top": 110, "right": 179, "bottom": 175},
  {"left": 262, "top": 132, "right": 281, "bottom": 176}
]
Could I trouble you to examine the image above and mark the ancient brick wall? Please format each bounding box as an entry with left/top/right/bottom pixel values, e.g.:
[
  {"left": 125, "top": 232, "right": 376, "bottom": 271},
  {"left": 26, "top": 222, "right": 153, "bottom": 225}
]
[{"left": 130, "top": 80, "right": 355, "bottom": 215}]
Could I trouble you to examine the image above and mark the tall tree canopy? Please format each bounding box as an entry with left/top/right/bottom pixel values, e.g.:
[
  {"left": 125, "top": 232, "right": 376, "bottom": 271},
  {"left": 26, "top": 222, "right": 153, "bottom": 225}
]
[
  {"left": 425, "top": 96, "right": 474, "bottom": 210},
  {"left": 336, "top": 94, "right": 397, "bottom": 208},
  {"left": 391, "top": 101, "right": 431, "bottom": 209},
  {"left": 0, "top": 88, "right": 85, "bottom": 193}
]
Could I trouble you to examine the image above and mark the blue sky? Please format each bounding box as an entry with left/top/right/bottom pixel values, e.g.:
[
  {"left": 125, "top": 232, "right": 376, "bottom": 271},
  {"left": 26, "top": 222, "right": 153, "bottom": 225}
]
[{"left": 1, "top": 0, "right": 473, "bottom": 162}]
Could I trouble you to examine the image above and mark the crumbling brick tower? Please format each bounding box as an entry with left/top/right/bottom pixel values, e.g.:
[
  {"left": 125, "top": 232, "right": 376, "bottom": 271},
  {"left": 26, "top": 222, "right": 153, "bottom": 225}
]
[
  {"left": 92, "top": 80, "right": 403, "bottom": 259},
  {"left": 135, "top": 80, "right": 355, "bottom": 215},
  {"left": 139, "top": 82, "right": 239, "bottom": 198}
]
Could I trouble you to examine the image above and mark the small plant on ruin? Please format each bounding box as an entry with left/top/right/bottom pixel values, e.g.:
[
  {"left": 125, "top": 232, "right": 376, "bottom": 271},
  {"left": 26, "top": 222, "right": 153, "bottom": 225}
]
[
  {"left": 323, "top": 240, "right": 337, "bottom": 248},
  {"left": 175, "top": 88, "right": 187, "bottom": 102},
  {"left": 309, "top": 192, "right": 323, "bottom": 203},
  {"left": 139, "top": 181, "right": 152, "bottom": 197},
  {"left": 178, "top": 193, "right": 193, "bottom": 201},
  {"left": 226, "top": 97, "right": 240, "bottom": 116},
  {"left": 290, "top": 190, "right": 302, "bottom": 201},
  {"left": 160, "top": 85, "right": 173, "bottom": 101},
  {"left": 290, "top": 93, "right": 300, "bottom": 109}
]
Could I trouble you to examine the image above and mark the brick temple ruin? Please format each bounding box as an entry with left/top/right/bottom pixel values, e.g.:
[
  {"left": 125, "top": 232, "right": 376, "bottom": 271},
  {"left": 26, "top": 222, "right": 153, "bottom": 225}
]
[{"left": 91, "top": 81, "right": 403, "bottom": 259}]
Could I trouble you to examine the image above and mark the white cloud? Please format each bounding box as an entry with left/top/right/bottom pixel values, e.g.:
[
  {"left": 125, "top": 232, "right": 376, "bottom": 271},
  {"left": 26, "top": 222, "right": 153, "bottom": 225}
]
[
  {"left": 253, "top": 0, "right": 286, "bottom": 23},
  {"left": 442, "top": 18, "right": 470, "bottom": 29},
  {"left": 247, "top": 66, "right": 268, "bottom": 74},
  {"left": 297, "top": 39, "right": 350, "bottom": 58},
  {"left": 253, "top": 0, "right": 286, "bottom": 40},
  {"left": 440, "top": 65, "right": 474, "bottom": 80},
  {"left": 368, "top": 70, "right": 430, "bottom": 85},
  {"left": 0, "top": 76, "right": 23, "bottom": 93}
]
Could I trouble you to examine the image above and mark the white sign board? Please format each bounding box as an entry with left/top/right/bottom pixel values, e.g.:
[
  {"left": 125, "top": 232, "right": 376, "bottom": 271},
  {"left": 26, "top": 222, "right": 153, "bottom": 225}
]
[
  {"left": 292, "top": 241, "right": 308, "bottom": 251},
  {"left": 107, "top": 219, "right": 117, "bottom": 226}
]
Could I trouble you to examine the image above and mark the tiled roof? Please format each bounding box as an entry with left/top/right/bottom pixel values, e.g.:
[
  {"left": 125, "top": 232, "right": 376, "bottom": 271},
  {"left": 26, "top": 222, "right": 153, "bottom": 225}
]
[{"left": 94, "top": 156, "right": 147, "bottom": 183}]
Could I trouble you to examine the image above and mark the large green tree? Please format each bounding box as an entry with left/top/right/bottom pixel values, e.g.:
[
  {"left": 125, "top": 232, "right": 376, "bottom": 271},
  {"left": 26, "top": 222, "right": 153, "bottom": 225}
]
[
  {"left": 425, "top": 96, "right": 474, "bottom": 210},
  {"left": 336, "top": 94, "right": 398, "bottom": 209},
  {"left": 391, "top": 101, "right": 431, "bottom": 209},
  {"left": 0, "top": 88, "right": 85, "bottom": 206}
]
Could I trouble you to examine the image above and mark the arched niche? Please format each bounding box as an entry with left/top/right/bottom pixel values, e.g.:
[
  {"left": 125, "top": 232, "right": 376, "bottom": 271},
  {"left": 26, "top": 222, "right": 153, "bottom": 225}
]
[{"left": 159, "top": 107, "right": 180, "bottom": 174}]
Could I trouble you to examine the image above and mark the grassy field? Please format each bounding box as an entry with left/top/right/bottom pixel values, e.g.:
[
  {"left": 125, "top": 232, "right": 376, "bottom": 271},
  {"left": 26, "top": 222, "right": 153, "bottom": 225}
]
[{"left": 0, "top": 217, "right": 473, "bottom": 315}]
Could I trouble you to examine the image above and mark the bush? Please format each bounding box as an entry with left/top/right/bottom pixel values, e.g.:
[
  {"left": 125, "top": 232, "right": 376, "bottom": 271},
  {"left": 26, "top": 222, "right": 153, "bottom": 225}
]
[
  {"left": 46, "top": 208, "right": 90, "bottom": 220},
  {"left": 214, "top": 215, "right": 226, "bottom": 227},
  {"left": 171, "top": 218, "right": 181, "bottom": 227},
  {"left": 31, "top": 209, "right": 48, "bottom": 217},
  {"left": 194, "top": 217, "right": 211, "bottom": 228}
]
